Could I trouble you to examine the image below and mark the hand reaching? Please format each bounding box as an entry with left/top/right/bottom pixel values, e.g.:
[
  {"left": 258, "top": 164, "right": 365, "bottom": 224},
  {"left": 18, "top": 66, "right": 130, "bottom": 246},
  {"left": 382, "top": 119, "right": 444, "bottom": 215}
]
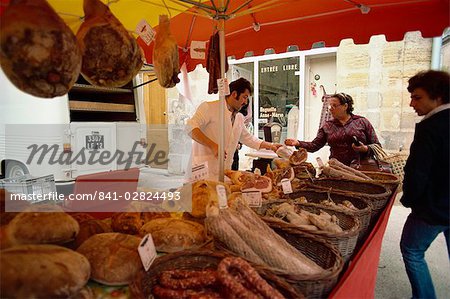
[{"left": 284, "top": 138, "right": 299, "bottom": 147}]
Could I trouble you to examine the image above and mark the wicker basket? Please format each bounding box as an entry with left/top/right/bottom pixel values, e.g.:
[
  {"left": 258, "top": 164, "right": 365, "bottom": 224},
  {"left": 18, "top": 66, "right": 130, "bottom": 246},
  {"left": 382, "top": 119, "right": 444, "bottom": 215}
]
[
  {"left": 270, "top": 229, "right": 344, "bottom": 299},
  {"left": 361, "top": 171, "right": 401, "bottom": 193},
  {"left": 129, "top": 250, "right": 303, "bottom": 299},
  {"left": 305, "top": 178, "right": 391, "bottom": 216},
  {"left": 258, "top": 201, "right": 360, "bottom": 263},
  {"left": 286, "top": 188, "right": 372, "bottom": 241},
  {"left": 214, "top": 231, "right": 343, "bottom": 299}
]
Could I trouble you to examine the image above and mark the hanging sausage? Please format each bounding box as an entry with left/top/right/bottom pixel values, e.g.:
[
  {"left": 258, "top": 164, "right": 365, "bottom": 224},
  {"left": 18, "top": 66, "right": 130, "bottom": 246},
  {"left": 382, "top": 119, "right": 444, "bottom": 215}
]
[{"left": 0, "top": 0, "right": 81, "bottom": 98}]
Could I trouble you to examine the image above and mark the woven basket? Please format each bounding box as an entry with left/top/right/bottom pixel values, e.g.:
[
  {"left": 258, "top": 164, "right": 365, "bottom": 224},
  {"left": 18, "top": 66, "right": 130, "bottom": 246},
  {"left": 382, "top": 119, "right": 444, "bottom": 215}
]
[
  {"left": 286, "top": 188, "right": 372, "bottom": 241},
  {"left": 380, "top": 152, "right": 408, "bottom": 187},
  {"left": 258, "top": 201, "right": 360, "bottom": 263},
  {"left": 214, "top": 231, "right": 343, "bottom": 299},
  {"left": 129, "top": 250, "right": 303, "bottom": 299},
  {"left": 305, "top": 178, "right": 391, "bottom": 216},
  {"left": 361, "top": 171, "right": 401, "bottom": 193}
]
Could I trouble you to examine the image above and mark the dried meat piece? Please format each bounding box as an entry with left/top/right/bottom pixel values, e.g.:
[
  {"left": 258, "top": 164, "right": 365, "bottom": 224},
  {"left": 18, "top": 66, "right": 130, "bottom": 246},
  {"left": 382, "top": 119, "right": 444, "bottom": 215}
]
[
  {"left": 76, "top": 0, "right": 143, "bottom": 87},
  {"left": 153, "top": 15, "right": 180, "bottom": 88},
  {"left": 0, "top": 0, "right": 81, "bottom": 98},
  {"left": 289, "top": 148, "right": 308, "bottom": 165}
]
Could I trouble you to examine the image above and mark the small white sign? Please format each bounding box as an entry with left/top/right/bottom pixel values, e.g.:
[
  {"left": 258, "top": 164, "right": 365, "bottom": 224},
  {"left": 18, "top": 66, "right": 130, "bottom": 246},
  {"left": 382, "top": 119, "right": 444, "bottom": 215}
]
[
  {"left": 316, "top": 157, "right": 325, "bottom": 168},
  {"left": 216, "top": 185, "right": 228, "bottom": 209},
  {"left": 281, "top": 178, "right": 293, "bottom": 194},
  {"left": 190, "top": 41, "right": 206, "bottom": 59},
  {"left": 138, "top": 234, "right": 157, "bottom": 271},
  {"left": 191, "top": 162, "right": 209, "bottom": 182},
  {"left": 217, "top": 78, "right": 230, "bottom": 97},
  {"left": 135, "top": 19, "right": 155, "bottom": 45},
  {"left": 242, "top": 190, "right": 262, "bottom": 207}
]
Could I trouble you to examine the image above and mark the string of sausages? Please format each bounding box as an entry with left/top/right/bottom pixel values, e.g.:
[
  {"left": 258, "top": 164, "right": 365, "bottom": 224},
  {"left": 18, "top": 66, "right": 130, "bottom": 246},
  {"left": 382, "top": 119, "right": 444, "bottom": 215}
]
[{"left": 152, "top": 257, "right": 285, "bottom": 299}]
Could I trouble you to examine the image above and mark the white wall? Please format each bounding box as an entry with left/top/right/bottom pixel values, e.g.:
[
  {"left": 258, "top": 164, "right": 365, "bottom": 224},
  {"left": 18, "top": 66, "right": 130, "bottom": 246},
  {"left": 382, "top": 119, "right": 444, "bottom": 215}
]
[{"left": 0, "top": 68, "right": 70, "bottom": 125}]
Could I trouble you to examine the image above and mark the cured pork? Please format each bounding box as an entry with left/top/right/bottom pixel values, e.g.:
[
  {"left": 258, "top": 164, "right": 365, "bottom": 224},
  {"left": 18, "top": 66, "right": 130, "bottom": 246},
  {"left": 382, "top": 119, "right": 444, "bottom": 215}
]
[
  {"left": 0, "top": 0, "right": 81, "bottom": 98},
  {"left": 76, "top": 0, "right": 143, "bottom": 87},
  {"left": 153, "top": 15, "right": 180, "bottom": 88}
]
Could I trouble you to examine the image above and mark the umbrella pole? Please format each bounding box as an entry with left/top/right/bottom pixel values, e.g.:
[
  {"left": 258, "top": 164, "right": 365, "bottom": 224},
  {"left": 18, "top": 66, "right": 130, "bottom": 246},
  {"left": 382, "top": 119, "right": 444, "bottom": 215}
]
[{"left": 217, "top": 0, "right": 226, "bottom": 182}]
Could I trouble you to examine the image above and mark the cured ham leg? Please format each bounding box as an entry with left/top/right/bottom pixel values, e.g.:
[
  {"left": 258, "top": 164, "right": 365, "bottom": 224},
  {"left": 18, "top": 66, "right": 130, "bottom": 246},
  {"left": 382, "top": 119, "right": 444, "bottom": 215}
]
[
  {"left": 153, "top": 15, "right": 180, "bottom": 88},
  {"left": 76, "top": 0, "right": 143, "bottom": 87},
  {"left": 0, "top": 0, "right": 81, "bottom": 98}
]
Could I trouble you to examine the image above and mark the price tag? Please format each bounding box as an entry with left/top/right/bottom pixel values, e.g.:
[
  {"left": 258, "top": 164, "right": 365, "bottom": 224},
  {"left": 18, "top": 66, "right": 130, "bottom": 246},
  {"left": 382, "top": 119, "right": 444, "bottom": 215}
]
[
  {"left": 316, "top": 157, "right": 325, "bottom": 168},
  {"left": 217, "top": 78, "right": 230, "bottom": 97},
  {"left": 216, "top": 185, "right": 228, "bottom": 209},
  {"left": 242, "top": 191, "right": 262, "bottom": 207},
  {"left": 138, "top": 234, "right": 157, "bottom": 271},
  {"left": 190, "top": 41, "right": 206, "bottom": 59},
  {"left": 135, "top": 19, "right": 155, "bottom": 45},
  {"left": 191, "top": 162, "right": 209, "bottom": 182},
  {"left": 281, "top": 178, "right": 293, "bottom": 194}
]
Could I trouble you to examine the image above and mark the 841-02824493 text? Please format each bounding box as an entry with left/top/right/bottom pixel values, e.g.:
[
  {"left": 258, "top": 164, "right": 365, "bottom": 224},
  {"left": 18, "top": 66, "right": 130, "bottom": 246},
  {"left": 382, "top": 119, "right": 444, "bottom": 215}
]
[{"left": 92, "top": 191, "right": 181, "bottom": 201}]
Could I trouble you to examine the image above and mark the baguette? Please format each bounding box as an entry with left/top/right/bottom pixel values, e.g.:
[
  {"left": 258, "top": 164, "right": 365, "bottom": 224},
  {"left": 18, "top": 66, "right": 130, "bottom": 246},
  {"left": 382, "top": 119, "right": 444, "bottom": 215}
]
[
  {"left": 328, "top": 158, "right": 372, "bottom": 180},
  {"left": 322, "top": 165, "right": 368, "bottom": 181}
]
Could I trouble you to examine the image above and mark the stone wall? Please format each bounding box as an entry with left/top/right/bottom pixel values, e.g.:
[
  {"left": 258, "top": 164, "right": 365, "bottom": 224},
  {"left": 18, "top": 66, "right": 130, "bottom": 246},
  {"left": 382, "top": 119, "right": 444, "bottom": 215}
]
[{"left": 337, "top": 32, "right": 432, "bottom": 151}]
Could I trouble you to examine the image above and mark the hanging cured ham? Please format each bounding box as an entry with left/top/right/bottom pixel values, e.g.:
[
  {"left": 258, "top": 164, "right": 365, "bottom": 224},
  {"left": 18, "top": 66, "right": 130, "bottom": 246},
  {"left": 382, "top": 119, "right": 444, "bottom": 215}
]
[
  {"left": 153, "top": 15, "right": 180, "bottom": 88},
  {"left": 76, "top": 0, "right": 143, "bottom": 88},
  {"left": 0, "top": 0, "right": 81, "bottom": 98}
]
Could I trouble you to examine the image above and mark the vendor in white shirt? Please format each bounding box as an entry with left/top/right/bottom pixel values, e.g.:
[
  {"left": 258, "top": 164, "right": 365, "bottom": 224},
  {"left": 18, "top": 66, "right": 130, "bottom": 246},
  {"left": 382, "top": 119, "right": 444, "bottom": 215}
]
[{"left": 187, "top": 78, "right": 282, "bottom": 179}]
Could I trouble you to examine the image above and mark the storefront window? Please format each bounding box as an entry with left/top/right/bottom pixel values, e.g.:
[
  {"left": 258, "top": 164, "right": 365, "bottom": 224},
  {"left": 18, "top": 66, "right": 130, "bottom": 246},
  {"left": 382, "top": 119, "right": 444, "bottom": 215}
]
[
  {"left": 228, "top": 63, "right": 254, "bottom": 134},
  {"left": 258, "top": 57, "right": 300, "bottom": 143}
]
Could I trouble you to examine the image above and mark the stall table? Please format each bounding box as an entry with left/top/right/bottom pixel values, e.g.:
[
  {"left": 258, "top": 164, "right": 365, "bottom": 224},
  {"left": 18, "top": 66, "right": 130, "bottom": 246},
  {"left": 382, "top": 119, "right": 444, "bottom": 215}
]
[{"left": 72, "top": 168, "right": 397, "bottom": 298}]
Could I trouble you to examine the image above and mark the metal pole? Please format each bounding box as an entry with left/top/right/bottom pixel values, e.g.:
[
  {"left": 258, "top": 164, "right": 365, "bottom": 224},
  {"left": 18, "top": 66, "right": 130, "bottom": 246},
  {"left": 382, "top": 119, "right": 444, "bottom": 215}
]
[
  {"left": 217, "top": 0, "right": 226, "bottom": 182},
  {"left": 431, "top": 37, "right": 442, "bottom": 70}
]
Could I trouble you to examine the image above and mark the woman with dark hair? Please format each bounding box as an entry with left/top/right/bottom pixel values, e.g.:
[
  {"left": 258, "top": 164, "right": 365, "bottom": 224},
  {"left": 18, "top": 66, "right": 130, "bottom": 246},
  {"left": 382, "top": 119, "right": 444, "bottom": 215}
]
[{"left": 285, "top": 92, "right": 380, "bottom": 165}]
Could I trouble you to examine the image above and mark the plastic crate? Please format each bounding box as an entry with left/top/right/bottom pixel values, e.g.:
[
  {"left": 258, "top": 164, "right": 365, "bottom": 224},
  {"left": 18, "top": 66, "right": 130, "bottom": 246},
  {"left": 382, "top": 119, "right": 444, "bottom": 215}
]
[{"left": 0, "top": 174, "right": 56, "bottom": 202}]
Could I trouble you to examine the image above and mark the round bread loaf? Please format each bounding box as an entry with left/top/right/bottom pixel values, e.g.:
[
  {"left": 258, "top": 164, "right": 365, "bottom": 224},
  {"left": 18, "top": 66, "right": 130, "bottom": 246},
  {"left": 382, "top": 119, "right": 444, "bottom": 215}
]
[
  {"left": 69, "top": 212, "right": 96, "bottom": 224},
  {"left": 74, "top": 219, "right": 112, "bottom": 248},
  {"left": 76, "top": 0, "right": 143, "bottom": 87},
  {"left": 0, "top": 244, "right": 90, "bottom": 298},
  {"left": 2, "top": 205, "right": 79, "bottom": 249},
  {"left": 0, "top": 0, "right": 81, "bottom": 98},
  {"left": 139, "top": 218, "right": 206, "bottom": 253},
  {"left": 111, "top": 212, "right": 170, "bottom": 235},
  {"left": 77, "top": 233, "right": 142, "bottom": 285}
]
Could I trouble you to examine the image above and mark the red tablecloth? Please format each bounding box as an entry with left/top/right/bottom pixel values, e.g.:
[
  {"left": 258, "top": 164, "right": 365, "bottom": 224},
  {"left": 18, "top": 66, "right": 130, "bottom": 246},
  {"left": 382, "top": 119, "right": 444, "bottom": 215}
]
[{"left": 329, "top": 193, "right": 396, "bottom": 299}]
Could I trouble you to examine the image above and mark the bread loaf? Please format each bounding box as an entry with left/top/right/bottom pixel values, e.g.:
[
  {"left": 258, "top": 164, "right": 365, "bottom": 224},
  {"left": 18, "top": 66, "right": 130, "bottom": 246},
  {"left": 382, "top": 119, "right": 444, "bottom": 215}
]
[
  {"left": 2, "top": 205, "right": 79, "bottom": 249},
  {"left": 74, "top": 219, "right": 112, "bottom": 248},
  {"left": 111, "top": 212, "right": 170, "bottom": 235},
  {"left": 0, "top": 244, "right": 90, "bottom": 298},
  {"left": 69, "top": 212, "right": 96, "bottom": 224},
  {"left": 77, "top": 233, "right": 142, "bottom": 285},
  {"left": 191, "top": 180, "right": 229, "bottom": 218},
  {"left": 139, "top": 218, "right": 206, "bottom": 252},
  {"left": 0, "top": 0, "right": 81, "bottom": 98}
]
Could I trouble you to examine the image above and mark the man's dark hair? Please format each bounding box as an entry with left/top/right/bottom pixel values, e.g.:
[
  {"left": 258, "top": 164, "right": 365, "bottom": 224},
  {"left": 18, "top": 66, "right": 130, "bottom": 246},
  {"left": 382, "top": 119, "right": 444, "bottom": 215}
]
[
  {"left": 229, "top": 78, "right": 253, "bottom": 98},
  {"left": 407, "top": 70, "right": 450, "bottom": 104}
]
